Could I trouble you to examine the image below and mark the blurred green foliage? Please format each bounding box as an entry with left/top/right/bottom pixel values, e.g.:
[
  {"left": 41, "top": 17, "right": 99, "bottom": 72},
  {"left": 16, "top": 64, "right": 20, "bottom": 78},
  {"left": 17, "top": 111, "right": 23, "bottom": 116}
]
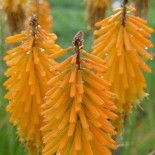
[{"left": 0, "top": 0, "right": 155, "bottom": 155}]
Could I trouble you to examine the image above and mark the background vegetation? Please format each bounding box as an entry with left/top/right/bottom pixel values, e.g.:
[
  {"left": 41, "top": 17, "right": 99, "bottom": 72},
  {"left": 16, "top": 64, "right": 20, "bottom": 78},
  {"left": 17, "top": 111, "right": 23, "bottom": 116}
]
[{"left": 0, "top": 0, "right": 155, "bottom": 155}]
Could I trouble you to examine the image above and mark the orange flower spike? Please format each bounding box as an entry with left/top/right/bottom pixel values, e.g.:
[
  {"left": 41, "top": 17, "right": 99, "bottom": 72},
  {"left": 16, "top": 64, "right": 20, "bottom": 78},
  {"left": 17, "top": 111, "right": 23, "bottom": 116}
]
[
  {"left": 3, "top": 15, "right": 62, "bottom": 155},
  {"left": 93, "top": 0, "right": 153, "bottom": 132},
  {"left": 27, "top": 0, "right": 53, "bottom": 32},
  {"left": 42, "top": 31, "right": 118, "bottom": 155}
]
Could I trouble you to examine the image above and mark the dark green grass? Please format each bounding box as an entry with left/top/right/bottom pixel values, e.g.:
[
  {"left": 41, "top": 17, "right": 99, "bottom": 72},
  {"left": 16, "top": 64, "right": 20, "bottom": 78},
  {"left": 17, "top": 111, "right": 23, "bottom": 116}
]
[{"left": 0, "top": 0, "right": 155, "bottom": 155}]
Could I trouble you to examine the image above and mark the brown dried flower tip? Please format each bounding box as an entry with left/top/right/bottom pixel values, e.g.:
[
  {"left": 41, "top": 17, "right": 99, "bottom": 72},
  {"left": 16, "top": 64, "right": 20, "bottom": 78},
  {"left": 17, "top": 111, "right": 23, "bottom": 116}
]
[
  {"left": 72, "top": 31, "right": 84, "bottom": 51},
  {"left": 72, "top": 31, "right": 84, "bottom": 69},
  {"left": 29, "top": 14, "right": 38, "bottom": 28},
  {"left": 29, "top": 14, "right": 39, "bottom": 36}
]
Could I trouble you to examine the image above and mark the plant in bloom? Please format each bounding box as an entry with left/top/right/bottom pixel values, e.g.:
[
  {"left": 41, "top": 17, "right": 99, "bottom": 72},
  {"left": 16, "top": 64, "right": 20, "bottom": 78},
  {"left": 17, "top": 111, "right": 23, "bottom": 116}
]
[
  {"left": 27, "top": 0, "right": 52, "bottom": 32},
  {"left": 3, "top": 0, "right": 28, "bottom": 34},
  {"left": 3, "top": 15, "right": 63, "bottom": 154},
  {"left": 42, "top": 31, "right": 118, "bottom": 155},
  {"left": 133, "top": 0, "right": 149, "bottom": 18},
  {"left": 92, "top": 1, "right": 154, "bottom": 132},
  {"left": 87, "top": 0, "right": 111, "bottom": 31}
]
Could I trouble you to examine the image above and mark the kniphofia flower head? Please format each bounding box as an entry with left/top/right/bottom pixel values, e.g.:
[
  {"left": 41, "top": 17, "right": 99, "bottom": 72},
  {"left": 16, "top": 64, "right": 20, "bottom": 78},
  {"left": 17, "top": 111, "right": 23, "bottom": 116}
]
[
  {"left": 133, "top": 0, "right": 149, "bottom": 18},
  {"left": 3, "top": 0, "right": 28, "bottom": 34},
  {"left": 87, "top": 0, "right": 111, "bottom": 31},
  {"left": 27, "top": 0, "right": 52, "bottom": 32},
  {"left": 92, "top": 2, "right": 154, "bottom": 132},
  {"left": 42, "top": 31, "right": 118, "bottom": 155},
  {"left": 3, "top": 15, "right": 62, "bottom": 154}
]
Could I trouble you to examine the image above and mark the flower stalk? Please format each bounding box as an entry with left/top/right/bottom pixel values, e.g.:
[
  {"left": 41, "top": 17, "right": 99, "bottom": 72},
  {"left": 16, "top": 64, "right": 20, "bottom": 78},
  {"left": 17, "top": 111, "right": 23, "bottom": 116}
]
[
  {"left": 122, "top": 0, "right": 128, "bottom": 26},
  {"left": 72, "top": 31, "right": 84, "bottom": 69}
]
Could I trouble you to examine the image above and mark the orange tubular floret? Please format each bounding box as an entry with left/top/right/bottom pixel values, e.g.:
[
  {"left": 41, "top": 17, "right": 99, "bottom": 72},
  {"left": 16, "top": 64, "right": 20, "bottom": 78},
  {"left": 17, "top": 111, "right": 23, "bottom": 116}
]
[{"left": 69, "top": 65, "right": 78, "bottom": 83}]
